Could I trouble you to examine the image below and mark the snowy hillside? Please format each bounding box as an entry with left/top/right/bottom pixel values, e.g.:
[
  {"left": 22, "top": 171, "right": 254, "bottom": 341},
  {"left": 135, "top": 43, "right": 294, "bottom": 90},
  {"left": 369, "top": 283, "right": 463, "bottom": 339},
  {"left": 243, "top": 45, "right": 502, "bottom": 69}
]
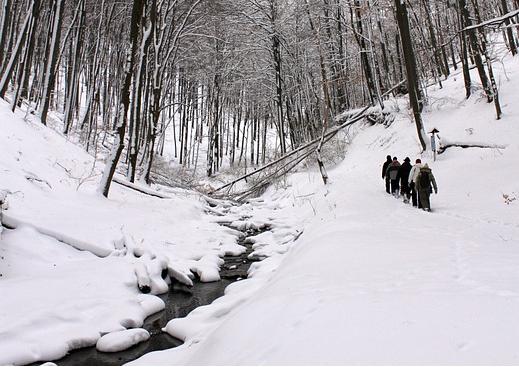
[
  {"left": 0, "top": 102, "right": 248, "bottom": 364},
  {"left": 2, "top": 53, "right": 518, "bottom": 363},
  {"left": 131, "top": 51, "right": 519, "bottom": 364},
  {"left": 2, "top": 0, "right": 519, "bottom": 364}
]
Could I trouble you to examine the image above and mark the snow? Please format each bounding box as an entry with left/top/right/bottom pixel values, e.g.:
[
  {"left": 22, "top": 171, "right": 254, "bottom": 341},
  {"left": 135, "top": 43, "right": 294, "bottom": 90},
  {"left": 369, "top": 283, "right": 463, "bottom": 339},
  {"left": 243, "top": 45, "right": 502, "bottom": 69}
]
[
  {"left": 1, "top": 33, "right": 519, "bottom": 366},
  {"left": 0, "top": 96, "right": 244, "bottom": 364},
  {"left": 96, "top": 329, "right": 150, "bottom": 353},
  {"left": 0, "top": 226, "right": 145, "bottom": 364},
  {"left": 464, "top": 9, "right": 519, "bottom": 31},
  {"left": 131, "top": 49, "right": 519, "bottom": 364}
]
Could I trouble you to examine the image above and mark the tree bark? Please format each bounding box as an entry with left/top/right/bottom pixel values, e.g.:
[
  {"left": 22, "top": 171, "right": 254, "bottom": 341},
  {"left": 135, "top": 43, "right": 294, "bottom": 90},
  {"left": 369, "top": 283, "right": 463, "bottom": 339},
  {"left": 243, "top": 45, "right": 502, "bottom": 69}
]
[
  {"left": 0, "top": 0, "right": 37, "bottom": 98},
  {"left": 39, "top": 0, "right": 65, "bottom": 125},
  {"left": 459, "top": 0, "right": 493, "bottom": 103},
  {"left": 394, "top": 0, "right": 427, "bottom": 151},
  {"left": 98, "top": 0, "right": 144, "bottom": 197}
]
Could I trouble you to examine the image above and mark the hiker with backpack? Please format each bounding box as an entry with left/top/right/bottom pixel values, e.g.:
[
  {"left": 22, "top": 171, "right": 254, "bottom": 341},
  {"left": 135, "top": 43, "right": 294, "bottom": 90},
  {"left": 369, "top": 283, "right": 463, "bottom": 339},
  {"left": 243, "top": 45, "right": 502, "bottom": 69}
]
[
  {"left": 381, "top": 155, "right": 392, "bottom": 194},
  {"left": 398, "top": 157, "right": 412, "bottom": 203},
  {"left": 408, "top": 158, "right": 423, "bottom": 208},
  {"left": 415, "top": 164, "right": 438, "bottom": 211},
  {"left": 385, "top": 157, "right": 401, "bottom": 197}
]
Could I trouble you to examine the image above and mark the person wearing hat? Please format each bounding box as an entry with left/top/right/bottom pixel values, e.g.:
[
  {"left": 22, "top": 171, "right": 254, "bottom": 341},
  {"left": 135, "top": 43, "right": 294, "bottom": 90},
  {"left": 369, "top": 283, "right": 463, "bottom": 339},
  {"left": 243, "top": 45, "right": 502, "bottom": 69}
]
[
  {"left": 385, "top": 157, "right": 401, "bottom": 197},
  {"left": 398, "top": 157, "right": 412, "bottom": 203},
  {"left": 408, "top": 158, "right": 424, "bottom": 207},
  {"left": 415, "top": 163, "right": 438, "bottom": 211},
  {"left": 381, "top": 155, "right": 392, "bottom": 194}
]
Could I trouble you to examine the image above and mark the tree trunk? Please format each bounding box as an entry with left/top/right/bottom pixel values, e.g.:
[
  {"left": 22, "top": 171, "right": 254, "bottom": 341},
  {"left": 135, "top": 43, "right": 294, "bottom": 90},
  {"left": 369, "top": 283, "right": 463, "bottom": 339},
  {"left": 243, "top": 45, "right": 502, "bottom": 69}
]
[
  {"left": 0, "top": 0, "right": 11, "bottom": 71},
  {"left": 394, "top": 0, "right": 427, "bottom": 151},
  {"left": 39, "top": 0, "right": 64, "bottom": 125},
  {"left": 128, "top": 7, "right": 153, "bottom": 182},
  {"left": 98, "top": 0, "right": 144, "bottom": 198},
  {"left": 459, "top": 0, "right": 493, "bottom": 103},
  {"left": 351, "top": 0, "right": 377, "bottom": 105},
  {"left": 0, "top": 0, "right": 37, "bottom": 98},
  {"left": 500, "top": 0, "right": 517, "bottom": 55},
  {"left": 63, "top": 0, "right": 85, "bottom": 134}
]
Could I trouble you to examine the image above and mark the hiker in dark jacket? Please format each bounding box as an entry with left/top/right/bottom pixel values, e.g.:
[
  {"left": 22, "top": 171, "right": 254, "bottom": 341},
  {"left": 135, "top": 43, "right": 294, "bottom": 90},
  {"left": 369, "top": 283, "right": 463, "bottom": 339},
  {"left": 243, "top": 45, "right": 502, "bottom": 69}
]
[
  {"left": 398, "top": 157, "right": 412, "bottom": 203},
  {"left": 381, "top": 155, "right": 392, "bottom": 194},
  {"left": 385, "top": 157, "right": 401, "bottom": 197},
  {"left": 415, "top": 163, "right": 438, "bottom": 211}
]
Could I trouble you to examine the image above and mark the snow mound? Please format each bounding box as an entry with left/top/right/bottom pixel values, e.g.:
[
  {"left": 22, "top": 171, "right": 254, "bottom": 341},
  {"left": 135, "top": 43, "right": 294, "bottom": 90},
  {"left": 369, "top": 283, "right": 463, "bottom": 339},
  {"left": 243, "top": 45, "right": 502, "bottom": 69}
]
[{"left": 96, "top": 328, "right": 150, "bottom": 353}]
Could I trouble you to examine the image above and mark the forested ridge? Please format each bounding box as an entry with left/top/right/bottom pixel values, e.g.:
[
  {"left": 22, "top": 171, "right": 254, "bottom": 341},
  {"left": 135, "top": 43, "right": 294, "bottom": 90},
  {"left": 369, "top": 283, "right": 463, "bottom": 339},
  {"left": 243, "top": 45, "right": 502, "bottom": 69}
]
[{"left": 0, "top": 0, "right": 516, "bottom": 196}]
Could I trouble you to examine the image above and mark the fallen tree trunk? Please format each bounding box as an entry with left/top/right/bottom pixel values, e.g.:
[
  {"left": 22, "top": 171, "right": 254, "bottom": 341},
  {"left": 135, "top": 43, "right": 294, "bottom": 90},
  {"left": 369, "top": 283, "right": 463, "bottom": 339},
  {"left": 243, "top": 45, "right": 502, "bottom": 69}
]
[
  {"left": 211, "top": 106, "right": 370, "bottom": 194},
  {"left": 235, "top": 144, "right": 314, "bottom": 201},
  {"left": 112, "top": 176, "right": 171, "bottom": 198},
  {"left": 0, "top": 191, "right": 7, "bottom": 235},
  {"left": 464, "top": 9, "right": 519, "bottom": 31},
  {"left": 238, "top": 126, "right": 344, "bottom": 200},
  {"left": 438, "top": 143, "right": 506, "bottom": 154},
  {"left": 1, "top": 212, "right": 111, "bottom": 256}
]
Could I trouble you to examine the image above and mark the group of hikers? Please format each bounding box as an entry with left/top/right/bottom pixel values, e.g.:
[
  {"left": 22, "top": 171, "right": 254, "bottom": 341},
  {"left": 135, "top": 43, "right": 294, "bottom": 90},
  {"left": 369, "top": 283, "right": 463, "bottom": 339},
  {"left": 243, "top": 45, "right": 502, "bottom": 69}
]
[{"left": 382, "top": 155, "right": 438, "bottom": 211}]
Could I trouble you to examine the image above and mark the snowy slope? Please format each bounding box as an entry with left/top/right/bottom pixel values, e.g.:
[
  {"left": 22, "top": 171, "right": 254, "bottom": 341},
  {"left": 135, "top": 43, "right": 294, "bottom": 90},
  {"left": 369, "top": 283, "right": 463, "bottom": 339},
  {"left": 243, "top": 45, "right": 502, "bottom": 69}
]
[
  {"left": 0, "top": 106, "right": 240, "bottom": 258},
  {"left": 132, "top": 53, "right": 519, "bottom": 363},
  {"left": 0, "top": 102, "right": 245, "bottom": 364}
]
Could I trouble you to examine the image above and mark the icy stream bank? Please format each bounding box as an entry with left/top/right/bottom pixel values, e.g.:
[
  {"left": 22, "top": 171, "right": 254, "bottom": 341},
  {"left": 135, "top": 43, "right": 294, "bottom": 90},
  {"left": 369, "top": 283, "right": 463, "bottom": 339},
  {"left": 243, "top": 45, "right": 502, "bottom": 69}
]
[{"left": 37, "top": 224, "right": 265, "bottom": 366}]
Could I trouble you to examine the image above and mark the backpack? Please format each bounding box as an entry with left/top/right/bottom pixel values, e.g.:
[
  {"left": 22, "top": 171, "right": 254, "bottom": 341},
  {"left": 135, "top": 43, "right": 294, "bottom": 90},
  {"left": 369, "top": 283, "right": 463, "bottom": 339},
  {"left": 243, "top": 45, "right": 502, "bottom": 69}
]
[{"left": 419, "top": 169, "right": 431, "bottom": 188}]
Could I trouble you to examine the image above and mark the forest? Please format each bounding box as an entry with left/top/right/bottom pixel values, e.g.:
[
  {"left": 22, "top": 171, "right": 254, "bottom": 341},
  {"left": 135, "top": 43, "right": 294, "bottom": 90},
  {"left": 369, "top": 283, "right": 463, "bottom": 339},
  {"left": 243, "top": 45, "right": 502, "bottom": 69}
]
[{"left": 2, "top": 0, "right": 519, "bottom": 365}]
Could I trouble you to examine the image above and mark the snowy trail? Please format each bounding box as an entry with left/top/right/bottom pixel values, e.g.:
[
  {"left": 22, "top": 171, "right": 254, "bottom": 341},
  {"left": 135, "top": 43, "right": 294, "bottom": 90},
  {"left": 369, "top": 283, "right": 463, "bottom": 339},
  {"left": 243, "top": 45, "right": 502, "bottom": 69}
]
[
  {"left": 344, "top": 171, "right": 519, "bottom": 300},
  {"left": 132, "top": 58, "right": 519, "bottom": 363},
  {"left": 134, "top": 165, "right": 519, "bottom": 364}
]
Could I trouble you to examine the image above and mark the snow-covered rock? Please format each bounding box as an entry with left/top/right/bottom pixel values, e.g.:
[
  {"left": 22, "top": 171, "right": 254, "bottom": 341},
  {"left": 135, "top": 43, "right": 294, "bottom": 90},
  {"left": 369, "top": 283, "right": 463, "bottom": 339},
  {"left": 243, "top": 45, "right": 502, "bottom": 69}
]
[{"left": 96, "top": 329, "right": 150, "bottom": 353}]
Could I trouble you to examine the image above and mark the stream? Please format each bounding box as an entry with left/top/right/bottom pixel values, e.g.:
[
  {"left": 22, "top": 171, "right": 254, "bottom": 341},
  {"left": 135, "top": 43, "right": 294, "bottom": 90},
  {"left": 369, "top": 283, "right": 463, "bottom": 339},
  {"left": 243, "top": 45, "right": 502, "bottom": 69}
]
[{"left": 38, "top": 225, "right": 264, "bottom": 366}]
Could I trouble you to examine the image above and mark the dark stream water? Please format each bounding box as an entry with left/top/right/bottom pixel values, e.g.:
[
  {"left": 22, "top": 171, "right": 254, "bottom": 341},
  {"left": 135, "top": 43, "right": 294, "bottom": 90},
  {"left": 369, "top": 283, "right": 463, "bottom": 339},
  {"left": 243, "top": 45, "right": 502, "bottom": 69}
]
[
  {"left": 35, "top": 226, "right": 263, "bottom": 366},
  {"left": 50, "top": 281, "right": 233, "bottom": 366}
]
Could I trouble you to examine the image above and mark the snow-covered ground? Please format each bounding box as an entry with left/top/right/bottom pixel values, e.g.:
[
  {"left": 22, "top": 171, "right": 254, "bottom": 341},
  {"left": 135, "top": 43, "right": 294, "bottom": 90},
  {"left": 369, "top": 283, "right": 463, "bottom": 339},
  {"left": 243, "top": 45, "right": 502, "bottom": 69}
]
[
  {"left": 1, "top": 42, "right": 519, "bottom": 365},
  {"left": 0, "top": 102, "right": 251, "bottom": 364},
  {"left": 131, "top": 54, "right": 519, "bottom": 364}
]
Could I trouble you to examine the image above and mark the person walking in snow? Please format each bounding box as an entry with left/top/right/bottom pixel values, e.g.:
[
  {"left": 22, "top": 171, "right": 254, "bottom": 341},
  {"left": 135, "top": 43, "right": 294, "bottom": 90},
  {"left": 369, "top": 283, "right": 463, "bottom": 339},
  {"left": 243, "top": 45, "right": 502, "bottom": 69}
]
[
  {"left": 381, "top": 155, "right": 392, "bottom": 194},
  {"left": 408, "top": 158, "right": 423, "bottom": 208},
  {"left": 415, "top": 164, "right": 438, "bottom": 211},
  {"left": 398, "top": 157, "right": 412, "bottom": 203},
  {"left": 386, "top": 157, "right": 401, "bottom": 197}
]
